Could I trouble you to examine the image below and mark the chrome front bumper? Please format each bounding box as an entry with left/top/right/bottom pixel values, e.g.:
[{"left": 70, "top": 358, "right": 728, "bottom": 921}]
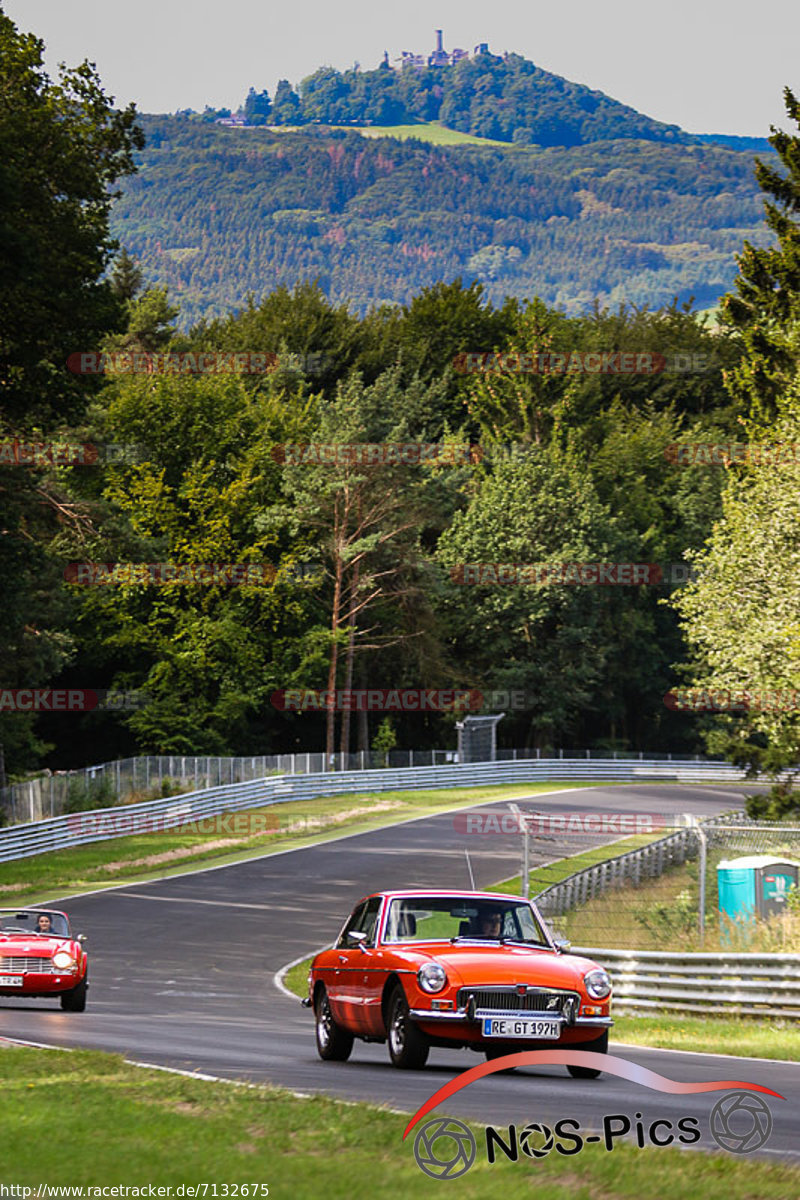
[{"left": 409, "top": 1007, "right": 613, "bottom": 1026}]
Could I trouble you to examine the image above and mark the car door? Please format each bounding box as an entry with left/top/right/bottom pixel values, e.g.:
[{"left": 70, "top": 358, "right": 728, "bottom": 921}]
[
  {"left": 324, "top": 901, "right": 366, "bottom": 1026},
  {"left": 347, "top": 897, "right": 388, "bottom": 1035},
  {"left": 334, "top": 897, "right": 383, "bottom": 1034}
]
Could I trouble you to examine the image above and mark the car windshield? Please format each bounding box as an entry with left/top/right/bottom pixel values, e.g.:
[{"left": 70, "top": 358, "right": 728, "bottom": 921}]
[
  {"left": 0, "top": 909, "right": 69, "bottom": 938},
  {"left": 382, "top": 897, "right": 550, "bottom": 946}
]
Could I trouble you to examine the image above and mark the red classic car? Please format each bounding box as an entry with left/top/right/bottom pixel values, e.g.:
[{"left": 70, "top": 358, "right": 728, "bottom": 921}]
[
  {"left": 304, "top": 889, "right": 612, "bottom": 1073},
  {"left": 0, "top": 908, "right": 88, "bottom": 1011}
]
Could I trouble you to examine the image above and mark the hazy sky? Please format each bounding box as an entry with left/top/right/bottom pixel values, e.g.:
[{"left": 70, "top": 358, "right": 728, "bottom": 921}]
[{"left": 5, "top": 1, "right": 798, "bottom": 136}]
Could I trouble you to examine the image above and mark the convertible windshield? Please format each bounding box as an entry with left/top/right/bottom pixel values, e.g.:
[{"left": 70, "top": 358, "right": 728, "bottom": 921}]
[
  {"left": 382, "top": 897, "right": 549, "bottom": 946},
  {"left": 0, "top": 909, "right": 69, "bottom": 938}
]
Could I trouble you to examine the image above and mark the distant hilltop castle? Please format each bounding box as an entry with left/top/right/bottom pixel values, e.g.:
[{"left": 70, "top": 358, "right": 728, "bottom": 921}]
[{"left": 380, "top": 30, "right": 492, "bottom": 72}]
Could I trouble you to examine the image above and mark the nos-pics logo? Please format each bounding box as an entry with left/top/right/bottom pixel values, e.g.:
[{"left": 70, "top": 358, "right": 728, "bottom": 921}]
[{"left": 406, "top": 1051, "right": 782, "bottom": 1177}]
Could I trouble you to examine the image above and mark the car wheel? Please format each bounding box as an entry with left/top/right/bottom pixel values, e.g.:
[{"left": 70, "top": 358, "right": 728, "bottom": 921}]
[
  {"left": 315, "top": 986, "right": 354, "bottom": 1062},
  {"left": 387, "top": 985, "right": 429, "bottom": 1070},
  {"left": 60, "top": 975, "right": 87, "bottom": 1013},
  {"left": 484, "top": 1043, "right": 517, "bottom": 1071},
  {"left": 567, "top": 1030, "right": 608, "bottom": 1078}
]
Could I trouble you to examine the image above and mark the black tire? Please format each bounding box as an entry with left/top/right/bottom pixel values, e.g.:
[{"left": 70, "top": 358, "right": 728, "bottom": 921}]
[
  {"left": 60, "top": 975, "right": 87, "bottom": 1013},
  {"left": 484, "top": 1043, "right": 517, "bottom": 1071},
  {"left": 567, "top": 1030, "right": 608, "bottom": 1078},
  {"left": 387, "top": 985, "right": 429, "bottom": 1070},
  {"left": 314, "top": 986, "right": 354, "bottom": 1062}
]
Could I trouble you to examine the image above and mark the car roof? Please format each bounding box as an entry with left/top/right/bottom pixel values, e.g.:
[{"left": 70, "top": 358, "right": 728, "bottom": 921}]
[{"left": 365, "top": 890, "right": 529, "bottom": 904}]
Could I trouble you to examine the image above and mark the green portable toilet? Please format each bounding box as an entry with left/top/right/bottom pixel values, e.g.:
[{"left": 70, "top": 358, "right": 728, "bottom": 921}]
[{"left": 717, "top": 855, "right": 799, "bottom": 921}]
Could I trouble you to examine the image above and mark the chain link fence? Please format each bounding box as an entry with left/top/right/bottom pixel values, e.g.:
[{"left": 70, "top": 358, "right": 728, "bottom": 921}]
[
  {"left": 0, "top": 747, "right": 718, "bottom": 825},
  {"left": 534, "top": 814, "right": 800, "bottom": 954}
]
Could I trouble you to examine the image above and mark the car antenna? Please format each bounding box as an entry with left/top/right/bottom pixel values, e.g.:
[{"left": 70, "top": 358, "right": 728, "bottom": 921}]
[{"left": 464, "top": 849, "right": 476, "bottom": 890}]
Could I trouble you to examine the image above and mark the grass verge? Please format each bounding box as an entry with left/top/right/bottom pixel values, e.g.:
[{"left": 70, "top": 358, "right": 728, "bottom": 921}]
[
  {"left": 612, "top": 1013, "right": 800, "bottom": 1061},
  {"left": 1, "top": 1044, "right": 797, "bottom": 1197},
  {"left": 0, "top": 782, "right": 595, "bottom": 903}
]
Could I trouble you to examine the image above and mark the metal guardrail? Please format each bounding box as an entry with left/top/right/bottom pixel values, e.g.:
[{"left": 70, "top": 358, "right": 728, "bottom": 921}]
[
  {"left": 0, "top": 757, "right": 752, "bottom": 864},
  {"left": 535, "top": 828, "right": 697, "bottom": 916},
  {"left": 574, "top": 947, "right": 800, "bottom": 1018},
  {"left": 1, "top": 748, "right": 727, "bottom": 824}
]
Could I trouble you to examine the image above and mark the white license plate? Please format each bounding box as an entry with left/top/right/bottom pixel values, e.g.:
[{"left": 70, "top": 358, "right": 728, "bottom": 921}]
[
  {"left": 482, "top": 1017, "right": 561, "bottom": 1039},
  {"left": 0, "top": 975, "right": 24, "bottom": 987}
]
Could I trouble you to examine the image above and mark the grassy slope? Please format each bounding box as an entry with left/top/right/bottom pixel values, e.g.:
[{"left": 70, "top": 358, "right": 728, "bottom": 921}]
[
  {"left": 268, "top": 120, "right": 511, "bottom": 146},
  {"left": 2, "top": 1045, "right": 798, "bottom": 1197}
]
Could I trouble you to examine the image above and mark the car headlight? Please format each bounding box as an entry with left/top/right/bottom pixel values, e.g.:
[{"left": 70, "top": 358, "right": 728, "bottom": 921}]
[
  {"left": 52, "top": 950, "right": 77, "bottom": 971},
  {"left": 417, "top": 963, "right": 448, "bottom": 994},
  {"left": 583, "top": 968, "right": 611, "bottom": 1000}
]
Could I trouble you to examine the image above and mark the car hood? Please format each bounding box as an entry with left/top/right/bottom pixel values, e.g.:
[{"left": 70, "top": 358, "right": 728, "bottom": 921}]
[
  {"left": 0, "top": 935, "right": 69, "bottom": 952},
  {"left": 400, "top": 944, "right": 599, "bottom": 990}
]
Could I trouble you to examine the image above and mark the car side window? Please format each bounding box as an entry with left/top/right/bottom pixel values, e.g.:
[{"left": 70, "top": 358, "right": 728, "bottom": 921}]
[
  {"left": 337, "top": 898, "right": 382, "bottom": 948},
  {"left": 337, "top": 903, "right": 367, "bottom": 949},
  {"left": 359, "top": 897, "right": 381, "bottom": 946}
]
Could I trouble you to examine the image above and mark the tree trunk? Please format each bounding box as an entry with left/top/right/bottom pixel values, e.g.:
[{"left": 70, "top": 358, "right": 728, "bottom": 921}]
[
  {"left": 339, "top": 560, "right": 360, "bottom": 762},
  {"left": 326, "top": 523, "right": 344, "bottom": 767}
]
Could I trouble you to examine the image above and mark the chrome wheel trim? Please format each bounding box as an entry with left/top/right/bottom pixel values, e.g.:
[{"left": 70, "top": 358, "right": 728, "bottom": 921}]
[
  {"left": 390, "top": 1000, "right": 406, "bottom": 1053},
  {"left": 317, "top": 994, "right": 332, "bottom": 1049}
]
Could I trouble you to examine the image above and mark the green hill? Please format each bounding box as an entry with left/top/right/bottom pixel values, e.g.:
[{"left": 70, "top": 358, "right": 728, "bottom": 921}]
[{"left": 235, "top": 51, "right": 695, "bottom": 149}]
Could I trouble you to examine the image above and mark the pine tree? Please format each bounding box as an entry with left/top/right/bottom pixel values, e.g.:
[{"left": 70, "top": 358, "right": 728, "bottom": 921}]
[{"left": 721, "top": 87, "right": 800, "bottom": 427}]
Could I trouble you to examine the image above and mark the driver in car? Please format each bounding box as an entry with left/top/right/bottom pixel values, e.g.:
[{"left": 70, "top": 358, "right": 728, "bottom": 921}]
[
  {"left": 35, "top": 914, "right": 55, "bottom": 934},
  {"left": 475, "top": 910, "right": 503, "bottom": 937}
]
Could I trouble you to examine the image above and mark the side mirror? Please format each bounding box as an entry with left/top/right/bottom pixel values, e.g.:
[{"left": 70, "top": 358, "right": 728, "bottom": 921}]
[
  {"left": 347, "top": 930, "right": 368, "bottom": 949},
  {"left": 553, "top": 936, "right": 571, "bottom": 953},
  {"left": 77, "top": 934, "right": 87, "bottom": 943}
]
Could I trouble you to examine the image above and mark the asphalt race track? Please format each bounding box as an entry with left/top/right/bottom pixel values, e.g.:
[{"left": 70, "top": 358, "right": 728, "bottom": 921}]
[{"left": 2, "top": 783, "right": 798, "bottom": 1162}]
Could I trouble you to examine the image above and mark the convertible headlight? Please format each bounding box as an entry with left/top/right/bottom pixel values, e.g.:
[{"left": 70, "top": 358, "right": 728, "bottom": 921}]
[
  {"left": 583, "top": 968, "right": 611, "bottom": 1000},
  {"left": 417, "top": 963, "right": 448, "bottom": 994},
  {"left": 52, "top": 950, "right": 77, "bottom": 971}
]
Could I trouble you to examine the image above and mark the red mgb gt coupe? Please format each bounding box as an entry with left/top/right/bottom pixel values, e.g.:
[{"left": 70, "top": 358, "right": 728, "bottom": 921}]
[
  {"left": 0, "top": 908, "right": 88, "bottom": 1011},
  {"left": 304, "top": 890, "right": 612, "bottom": 1074}
]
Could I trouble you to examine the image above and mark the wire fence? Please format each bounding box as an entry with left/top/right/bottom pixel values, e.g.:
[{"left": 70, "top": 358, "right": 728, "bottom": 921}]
[
  {"left": 533, "top": 814, "right": 800, "bottom": 955},
  {"left": 0, "top": 747, "right": 723, "bottom": 825}
]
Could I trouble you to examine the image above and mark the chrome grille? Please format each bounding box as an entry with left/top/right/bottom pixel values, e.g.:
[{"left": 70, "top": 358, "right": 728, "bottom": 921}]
[
  {"left": 457, "top": 986, "right": 578, "bottom": 1014},
  {"left": 0, "top": 956, "right": 55, "bottom": 973}
]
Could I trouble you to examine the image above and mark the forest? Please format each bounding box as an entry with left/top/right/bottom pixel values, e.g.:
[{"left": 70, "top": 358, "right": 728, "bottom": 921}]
[
  {"left": 2, "top": 9, "right": 799, "bottom": 811},
  {"left": 111, "top": 115, "right": 771, "bottom": 328}
]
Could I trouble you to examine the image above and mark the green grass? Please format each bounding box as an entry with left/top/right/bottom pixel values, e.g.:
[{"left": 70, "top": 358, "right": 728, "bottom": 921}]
[
  {"left": 328, "top": 120, "right": 511, "bottom": 147},
  {"left": 0, "top": 782, "right": 595, "bottom": 903},
  {"left": 1, "top": 1045, "right": 798, "bottom": 1197},
  {"left": 612, "top": 1014, "right": 800, "bottom": 1061}
]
